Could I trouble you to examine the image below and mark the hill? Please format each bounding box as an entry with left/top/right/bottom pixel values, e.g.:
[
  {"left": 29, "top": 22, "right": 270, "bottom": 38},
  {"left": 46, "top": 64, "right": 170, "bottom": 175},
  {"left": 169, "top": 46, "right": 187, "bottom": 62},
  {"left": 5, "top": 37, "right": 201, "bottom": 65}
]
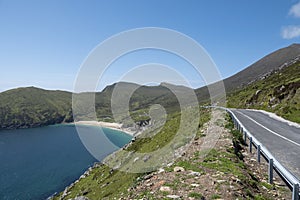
[
  {"left": 223, "top": 43, "right": 300, "bottom": 91},
  {"left": 0, "top": 82, "right": 189, "bottom": 130},
  {"left": 50, "top": 44, "right": 299, "bottom": 200},
  {"left": 0, "top": 87, "right": 73, "bottom": 129},
  {"left": 1, "top": 44, "right": 300, "bottom": 129},
  {"left": 195, "top": 43, "right": 300, "bottom": 101},
  {"left": 227, "top": 60, "right": 300, "bottom": 123}
]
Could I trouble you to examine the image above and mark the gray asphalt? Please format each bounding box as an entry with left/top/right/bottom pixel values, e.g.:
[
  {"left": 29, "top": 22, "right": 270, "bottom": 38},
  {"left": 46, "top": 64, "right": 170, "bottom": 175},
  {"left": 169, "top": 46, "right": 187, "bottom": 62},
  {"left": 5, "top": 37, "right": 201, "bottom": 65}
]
[{"left": 230, "top": 109, "right": 300, "bottom": 180}]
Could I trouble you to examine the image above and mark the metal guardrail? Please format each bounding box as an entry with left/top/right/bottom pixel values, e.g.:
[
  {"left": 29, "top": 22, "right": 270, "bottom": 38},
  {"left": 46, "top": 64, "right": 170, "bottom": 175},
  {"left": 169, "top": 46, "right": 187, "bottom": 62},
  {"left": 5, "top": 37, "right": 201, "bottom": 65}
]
[{"left": 208, "top": 106, "right": 300, "bottom": 200}]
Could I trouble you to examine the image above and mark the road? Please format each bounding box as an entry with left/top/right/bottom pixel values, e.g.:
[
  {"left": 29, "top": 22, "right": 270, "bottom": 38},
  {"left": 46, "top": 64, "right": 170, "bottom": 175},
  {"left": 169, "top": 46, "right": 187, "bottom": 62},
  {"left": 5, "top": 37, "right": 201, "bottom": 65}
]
[{"left": 230, "top": 109, "right": 300, "bottom": 180}]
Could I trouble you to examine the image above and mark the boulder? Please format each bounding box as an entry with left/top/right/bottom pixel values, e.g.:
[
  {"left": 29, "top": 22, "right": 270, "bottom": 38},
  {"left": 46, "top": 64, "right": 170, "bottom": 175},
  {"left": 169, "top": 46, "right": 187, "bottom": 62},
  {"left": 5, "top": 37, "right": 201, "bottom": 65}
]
[
  {"left": 160, "top": 186, "right": 172, "bottom": 192},
  {"left": 173, "top": 166, "right": 185, "bottom": 172},
  {"left": 166, "top": 194, "right": 180, "bottom": 199},
  {"left": 73, "top": 196, "right": 89, "bottom": 200}
]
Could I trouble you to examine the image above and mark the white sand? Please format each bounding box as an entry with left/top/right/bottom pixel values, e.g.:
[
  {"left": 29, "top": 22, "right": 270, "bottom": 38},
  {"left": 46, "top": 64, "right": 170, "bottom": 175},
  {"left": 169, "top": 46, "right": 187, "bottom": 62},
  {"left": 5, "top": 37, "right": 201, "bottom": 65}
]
[{"left": 73, "top": 121, "right": 135, "bottom": 136}]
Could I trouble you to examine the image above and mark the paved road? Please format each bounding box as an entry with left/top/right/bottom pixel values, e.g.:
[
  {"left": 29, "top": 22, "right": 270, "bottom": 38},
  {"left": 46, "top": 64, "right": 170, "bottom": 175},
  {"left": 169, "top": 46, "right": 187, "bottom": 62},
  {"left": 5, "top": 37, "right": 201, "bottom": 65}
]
[{"left": 230, "top": 109, "right": 300, "bottom": 180}]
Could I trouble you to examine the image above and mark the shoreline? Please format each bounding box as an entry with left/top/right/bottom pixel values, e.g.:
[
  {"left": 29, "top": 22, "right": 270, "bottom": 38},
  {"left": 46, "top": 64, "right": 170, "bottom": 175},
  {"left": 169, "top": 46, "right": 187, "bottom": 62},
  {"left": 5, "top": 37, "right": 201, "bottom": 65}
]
[{"left": 72, "top": 121, "right": 137, "bottom": 136}]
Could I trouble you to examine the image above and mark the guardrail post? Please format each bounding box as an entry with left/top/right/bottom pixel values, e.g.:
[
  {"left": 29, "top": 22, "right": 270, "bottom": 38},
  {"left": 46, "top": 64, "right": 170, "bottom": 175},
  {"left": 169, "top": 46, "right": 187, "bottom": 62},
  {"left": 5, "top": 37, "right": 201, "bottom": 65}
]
[
  {"left": 292, "top": 183, "right": 299, "bottom": 200},
  {"left": 257, "top": 145, "right": 260, "bottom": 163},
  {"left": 257, "top": 145, "right": 261, "bottom": 163},
  {"left": 244, "top": 131, "right": 247, "bottom": 143},
  {"left": 268, "top": 158, "right": 274, "bottom": 184},
  {"left": 249, "top": 137, "right": 253, "bottom": 153}
]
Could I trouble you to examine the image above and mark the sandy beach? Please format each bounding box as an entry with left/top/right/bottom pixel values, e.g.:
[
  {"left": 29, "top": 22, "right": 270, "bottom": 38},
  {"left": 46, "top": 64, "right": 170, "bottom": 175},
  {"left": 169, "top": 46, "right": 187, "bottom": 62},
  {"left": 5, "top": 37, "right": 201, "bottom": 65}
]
[{"left": 73, "top": 121, "right": 136, "bottom": 136}]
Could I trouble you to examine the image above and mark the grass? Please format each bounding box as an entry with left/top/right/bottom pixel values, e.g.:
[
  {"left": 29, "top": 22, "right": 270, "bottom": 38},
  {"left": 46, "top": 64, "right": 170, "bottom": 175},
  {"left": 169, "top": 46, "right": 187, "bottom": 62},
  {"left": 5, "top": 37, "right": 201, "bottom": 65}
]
[
  {"left": 54, "top": 107, "right": 212, "bottom": 199},
  {"left": 173, "top": 160, "right": 204, "bottom": 173},
  {"left": 198, "top": 114, "right": 279, "bottom": 200},
  {"left": 227, "top": 61, "right": 300, "bottom": 123},
  {"left": 211, "top": 194, "right": 221, "bottom": 199},
  {"left": 188, "top": 192, "right": 203, "bottom": 199},
  {"left": 200, "top": 149, "right": 247, "bottom": 180}
]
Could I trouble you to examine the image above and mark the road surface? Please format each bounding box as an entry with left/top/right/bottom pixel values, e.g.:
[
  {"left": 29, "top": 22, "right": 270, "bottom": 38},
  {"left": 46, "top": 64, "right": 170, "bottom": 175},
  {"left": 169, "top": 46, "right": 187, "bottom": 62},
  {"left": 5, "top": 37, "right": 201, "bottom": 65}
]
[{"left": 230, "top": 109, "right": 300, "bottom": 180}]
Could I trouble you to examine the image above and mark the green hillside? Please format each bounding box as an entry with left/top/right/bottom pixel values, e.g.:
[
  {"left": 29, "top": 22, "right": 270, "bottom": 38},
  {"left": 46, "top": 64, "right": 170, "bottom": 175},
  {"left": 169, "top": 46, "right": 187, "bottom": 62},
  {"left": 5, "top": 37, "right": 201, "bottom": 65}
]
[
  {"left": 0, "top": 83, "right": 188, "bottom": 130},
  {"left": 227, "top": 61, "right": 300, "bottom": 123},
  {"left": 0, "top": 87, "right": 73, "bottom": 129},
  {"left": 1, "top": 45, "right": 300, "bottom": 129}
]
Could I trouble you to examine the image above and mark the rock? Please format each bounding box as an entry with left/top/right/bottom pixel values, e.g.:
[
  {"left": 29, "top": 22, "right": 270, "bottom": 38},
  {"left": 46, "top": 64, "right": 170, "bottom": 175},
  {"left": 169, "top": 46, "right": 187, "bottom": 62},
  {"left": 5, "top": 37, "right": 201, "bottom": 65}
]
[
  {"left": 143, "top": 174, "right": 153, "bottom": 180},
  {"left": 143, "top": 155, "right": 151, "bottom": 162},
  {"left": 158, "top": 168, "right": 165, "bottom": 173},
  {"left": 61, "top": 188, "right": 69, "bottom": 199},
  {"left": 173, "top": 166, "right": 185, "bottom": 172},
  {"left": 191, "top": 183, "right": 200, "bottom": 187},
  {"left": 160, "top": 186, "right": 172, "bottom": 192},
  {"left": 269, "top": 97, "right": 276, "bottom": 103},
  {"left": 255, "top": 90, "right": 262, "bottom": 95},
  {"left": 146, "top": 182, "right": 154, "bottom": 187},
  {"left": 166, "top": 194, "right": 180, "bottom": 199},
  {"left": 189, "top": 171, "right": 201, "bottom": 176},
  {"left": 73, "top": 196, "right": 89, "bottom": 200},
  {"left": 79, "top": 174, "right": 86, "bottom": 179},
  {"left": 216, "top": 180, "right": 226, "bottom": 184},
  {"left": 280, "top": 85, "right": 285, "bottom": 91}
]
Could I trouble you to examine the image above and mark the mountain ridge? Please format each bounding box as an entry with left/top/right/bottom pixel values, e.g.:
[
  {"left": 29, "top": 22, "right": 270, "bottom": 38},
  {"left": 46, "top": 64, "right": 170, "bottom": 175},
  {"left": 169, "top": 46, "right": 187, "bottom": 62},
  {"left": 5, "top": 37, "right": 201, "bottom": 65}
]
[{"left": 1, "top": 44, "right": 300, "bottom": 129}]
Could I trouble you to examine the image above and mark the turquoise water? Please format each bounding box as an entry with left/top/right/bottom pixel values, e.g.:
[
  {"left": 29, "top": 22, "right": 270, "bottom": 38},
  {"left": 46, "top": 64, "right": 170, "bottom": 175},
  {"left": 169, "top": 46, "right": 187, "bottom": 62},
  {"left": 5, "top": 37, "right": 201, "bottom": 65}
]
[{"left": 0, "top": 124, "right": 132, "bottom": 200}]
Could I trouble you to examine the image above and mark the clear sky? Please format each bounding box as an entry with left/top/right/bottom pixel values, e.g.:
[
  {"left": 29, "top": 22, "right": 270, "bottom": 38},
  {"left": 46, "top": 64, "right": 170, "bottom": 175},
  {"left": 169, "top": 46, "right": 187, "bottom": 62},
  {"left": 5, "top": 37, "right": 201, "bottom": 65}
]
[{"left": 1, "top": 0, "right": 300, "bottom": 92}]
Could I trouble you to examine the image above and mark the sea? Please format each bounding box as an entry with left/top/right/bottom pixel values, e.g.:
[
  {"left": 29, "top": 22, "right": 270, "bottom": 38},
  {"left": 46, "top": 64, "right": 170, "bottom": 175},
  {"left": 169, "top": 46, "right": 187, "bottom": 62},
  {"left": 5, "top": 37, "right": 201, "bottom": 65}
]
[{"left": 0, "top": 124, "right": 132, "bottom": 200}]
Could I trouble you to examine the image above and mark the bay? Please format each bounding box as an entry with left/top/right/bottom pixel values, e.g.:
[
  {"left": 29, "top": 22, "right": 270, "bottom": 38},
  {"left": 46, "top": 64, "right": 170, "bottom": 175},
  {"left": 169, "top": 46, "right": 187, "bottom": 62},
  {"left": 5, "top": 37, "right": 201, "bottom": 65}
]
[{"left": 0, "top": 124, "right": 132, "bottom": 200}]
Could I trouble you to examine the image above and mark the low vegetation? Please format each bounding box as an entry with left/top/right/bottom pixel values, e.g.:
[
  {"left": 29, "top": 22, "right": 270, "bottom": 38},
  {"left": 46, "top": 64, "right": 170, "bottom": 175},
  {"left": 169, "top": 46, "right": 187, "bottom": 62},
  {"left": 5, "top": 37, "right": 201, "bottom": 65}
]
[
  {"left": 53, "top": 110, "right": 290, "bottom": 199},
  {"left": 52, "top": 108, "right": 211, "bottom": 199},
  {"left": 227, "top": 61, "right": 300, "bottom": 123},
  {"left": 0, "top": 82, "right": 187, "bottom": 130},
  {"left": 0, "top": 87, "right": 73, "bottom": 129}
]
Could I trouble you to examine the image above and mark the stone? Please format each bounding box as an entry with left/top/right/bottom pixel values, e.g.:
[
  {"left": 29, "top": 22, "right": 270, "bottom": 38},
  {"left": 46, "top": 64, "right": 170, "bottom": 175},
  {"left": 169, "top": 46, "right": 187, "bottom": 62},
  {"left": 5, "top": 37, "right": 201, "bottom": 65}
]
[
  {"left": 191, "top": 183, "right": 200, "bottom": 187},
  {"left": 173, "top": 166, "right": 185, "bottom": 172},
  {"left": 143, "top": 174, "right": 153, "bottom": 180},
  {"left": 143, "top": 155, "right": 151, "bottom": 162},
  {"left": 73, "top": 196, "right": 89, "bottom": 200},
  {"left": 146, "top": 182, "right": 154, "bottom": 187},
  {"left": 189, "top": 171, "right": 201, "bottom": 176},
  {"left": 216, "top": 180, "right": 226, "bottom": 184},
  {"left": 166, "top": 194, "right": 180, "bottom": 199},
  {"left": 160, "top": 186, "right": 172, "bottom": 192},
  {"left": 158, "top": 168, "right": 165, "bottom": 173}
]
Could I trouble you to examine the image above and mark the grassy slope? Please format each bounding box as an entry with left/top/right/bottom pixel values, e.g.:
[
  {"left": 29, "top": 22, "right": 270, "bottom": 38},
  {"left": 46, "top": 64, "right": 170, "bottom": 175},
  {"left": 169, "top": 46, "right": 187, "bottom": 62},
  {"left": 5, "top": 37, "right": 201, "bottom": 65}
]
[
  {"left": 53, "top": 108, "right": 211, "bottom": 199},
  {"left": 0, "top": 87, "right": 73, "bottom": 129},
  {"left": 0, "top": 82, "right": 184, "bottom": 130},
  {"left": 227, "top": 61, "right": 300, "bottom": 123},
  {"left": 56, "top": 110, "right": 291, "bottom": 200}
]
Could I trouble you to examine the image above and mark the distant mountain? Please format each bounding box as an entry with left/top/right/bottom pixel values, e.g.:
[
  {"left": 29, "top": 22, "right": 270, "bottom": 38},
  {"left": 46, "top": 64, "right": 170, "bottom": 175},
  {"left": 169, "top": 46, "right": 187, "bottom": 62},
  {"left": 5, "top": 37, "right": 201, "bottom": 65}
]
[
  {"left": 1, "top": 44, "right": 300, "bottom": 129},
  {"left": 195, "top": 43, "right": 300, "bottom": 104},
  {"left": 224, "top": 43, "right": 300, "bottom": 92},
  {"left": 227, "top": 61, "right": 300, "bottom": 123},
  {"left": 0, "top": 82, "right": 189, "bottom": 130}
]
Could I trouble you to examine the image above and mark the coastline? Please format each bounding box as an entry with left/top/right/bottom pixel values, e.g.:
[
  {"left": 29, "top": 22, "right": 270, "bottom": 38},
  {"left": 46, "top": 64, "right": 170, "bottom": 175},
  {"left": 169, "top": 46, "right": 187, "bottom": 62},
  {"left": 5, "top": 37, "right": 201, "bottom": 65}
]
[
  {"left": 72, "top": 121, "right": 137, "bottom": 136},
  {"left": 49, "top": 121, "right": 139, "bottom": 199}
]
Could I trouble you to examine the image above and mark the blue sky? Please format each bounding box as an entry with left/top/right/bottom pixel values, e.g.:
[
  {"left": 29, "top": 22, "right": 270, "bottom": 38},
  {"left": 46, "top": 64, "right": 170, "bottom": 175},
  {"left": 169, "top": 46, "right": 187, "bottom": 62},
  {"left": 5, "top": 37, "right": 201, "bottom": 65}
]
[{"left": 1, "top": 0, "right": 300, "bottom": 92}]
